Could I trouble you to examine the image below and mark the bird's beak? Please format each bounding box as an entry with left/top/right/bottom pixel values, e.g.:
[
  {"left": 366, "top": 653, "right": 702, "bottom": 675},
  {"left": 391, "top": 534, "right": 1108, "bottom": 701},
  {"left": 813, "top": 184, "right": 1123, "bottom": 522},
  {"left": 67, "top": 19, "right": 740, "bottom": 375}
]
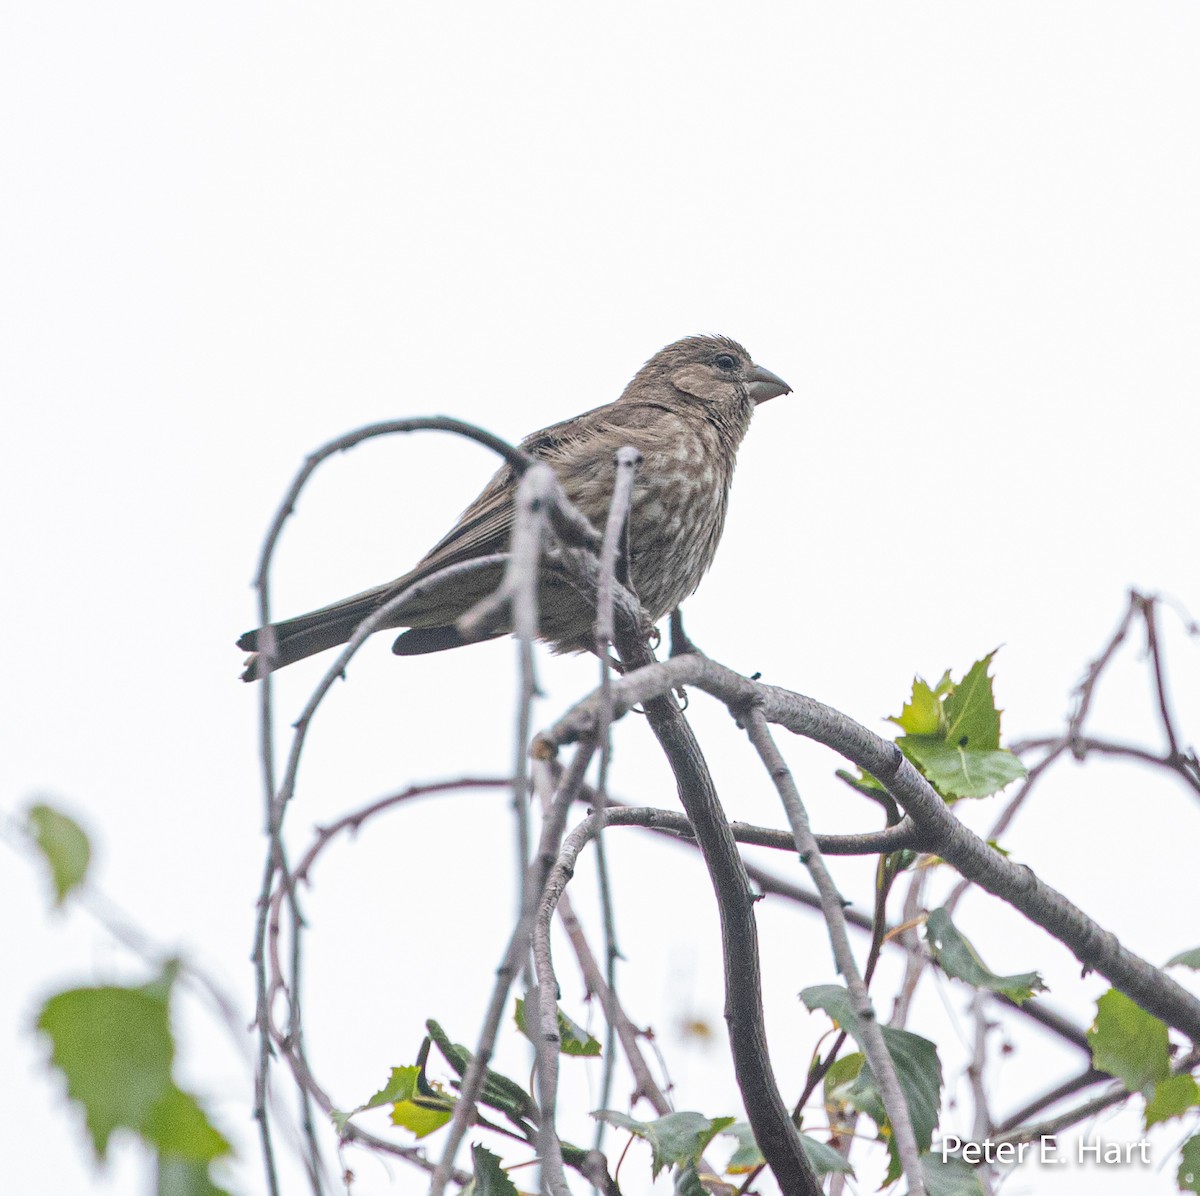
[{"left": 747, "top": 363, "right": 792, "bottom": 405}]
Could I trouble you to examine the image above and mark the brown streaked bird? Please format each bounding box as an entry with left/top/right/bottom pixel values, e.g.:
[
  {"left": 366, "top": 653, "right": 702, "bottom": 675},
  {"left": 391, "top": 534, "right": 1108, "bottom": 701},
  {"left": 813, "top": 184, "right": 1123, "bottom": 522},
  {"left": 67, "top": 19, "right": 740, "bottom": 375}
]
[{"left": 238, "top": 335, "right": 791, "bottom": 680}]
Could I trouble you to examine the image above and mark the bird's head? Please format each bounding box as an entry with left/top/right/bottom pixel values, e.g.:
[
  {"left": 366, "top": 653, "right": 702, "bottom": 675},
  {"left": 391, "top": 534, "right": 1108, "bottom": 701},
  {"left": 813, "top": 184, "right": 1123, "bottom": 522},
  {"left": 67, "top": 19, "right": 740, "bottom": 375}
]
[{"left": 626, "top": 335, "right": 792, "bottom": 408}]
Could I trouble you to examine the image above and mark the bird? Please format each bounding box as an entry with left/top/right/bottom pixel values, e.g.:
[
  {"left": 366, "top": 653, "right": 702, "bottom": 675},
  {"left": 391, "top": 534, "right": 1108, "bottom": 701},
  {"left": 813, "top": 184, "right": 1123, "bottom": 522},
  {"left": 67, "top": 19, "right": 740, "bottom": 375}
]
[{"left": 238, "top": 335, "right": 791, "bottom": 680}]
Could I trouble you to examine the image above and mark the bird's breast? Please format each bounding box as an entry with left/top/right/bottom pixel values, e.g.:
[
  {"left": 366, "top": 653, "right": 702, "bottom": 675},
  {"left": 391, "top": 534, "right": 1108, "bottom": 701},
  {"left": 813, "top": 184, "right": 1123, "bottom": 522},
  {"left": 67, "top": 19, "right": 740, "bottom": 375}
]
[{"left": 624, "top": 420, "right": 734, "bottom": 620}]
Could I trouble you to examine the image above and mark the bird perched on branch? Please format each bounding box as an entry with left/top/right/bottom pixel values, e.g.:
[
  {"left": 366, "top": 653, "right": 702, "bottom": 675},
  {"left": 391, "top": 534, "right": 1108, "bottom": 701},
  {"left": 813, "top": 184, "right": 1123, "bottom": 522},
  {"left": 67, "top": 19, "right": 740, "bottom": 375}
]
[{"left": 238, "top": 335, "right": 791, "bottom": 680}]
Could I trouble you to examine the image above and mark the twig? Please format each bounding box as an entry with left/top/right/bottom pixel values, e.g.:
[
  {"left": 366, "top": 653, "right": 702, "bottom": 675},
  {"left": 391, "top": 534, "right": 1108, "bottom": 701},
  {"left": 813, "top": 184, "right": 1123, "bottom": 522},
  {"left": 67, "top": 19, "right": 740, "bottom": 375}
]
[
  {"left": 430, "top": 740, "right": 598, "bottom": 1195},
  {"left": 743, "top": 709, "right": 925, "bottom": 1196},
  {"left": 994, "top": 1066, "right": 1109, "bottom": 1134},
  {"left": 1137, "top": 592, "right": 1182, "bottom": 760},
  {"left": 591, "top": 801, "right": 923, "bottom": 856},
  {"left": 590, "top": 448, "right": 640, "bottom": 1149},
  {"left": 1065, "top": 592, "right": 1138, "bottom": 757},
  {"left": 531, "top": 818, "right": 595, "bottom": 1194},
  {"left": 944, "top": 744, "right": 1068, "bottom": 915},
  {"left": 989, "top": 1050, "right": 1200, "bottom": 1148},
  {"left": 967, "top": 992, "right": 994, "bottom": 1141},
  {"left": 452, "top": 465, "right": 554, "bottom": 935},
  {"left": 575, "top": 796, "right": 1090, "bottom": 1055}
]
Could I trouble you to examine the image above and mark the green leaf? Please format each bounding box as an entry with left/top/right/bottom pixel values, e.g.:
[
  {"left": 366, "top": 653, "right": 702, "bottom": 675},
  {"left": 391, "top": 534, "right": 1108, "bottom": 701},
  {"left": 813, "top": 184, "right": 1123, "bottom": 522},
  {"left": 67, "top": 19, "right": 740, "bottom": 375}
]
[
  {"left": 823, "top": 1051, "right": 866, "bottom": 1121},
  {"left": 800, "top": 1133, "right": 855, "bottom": 1177},
  {"left": 1167, "top": 947, "right": 1200, "bottom": 970},
  {"left": 37, "top": 967, "right": 229, "bottom": 1163},
  {"left": 802, "top": 985, "right": 942, "bottom": 1182},
  {"left": 888, "top": 655, "right": 1026, "bottom": 800},
  {"left": 144, "top": 1085, "right": 232, "bottom": 1162},
  {"left": 380, "top": 1067, "right": 453, "bottom": 1139},
  {"left": 889, "top": 678, "right": 945, "bottom": 736},
  {"left": 720, "top": 1121, "right": 853, "bottom": 1177},
  {"left": 593, "top": 1110, "right": 734, "bottom": 1179},
  {"left": 1180, "top": 1135, "right": 1200, "bottom": 1193},
  {"left": 366, "top": 1065, "right": 423, "bottom": 1110},
  {"left": 157, "top": 1156, "right": 233, "bottom": 1196},
  {"left": 898, "top": 736, "right": 1027, "bottom": 800},
  {"left": 28, "top": 802, "right": 91, "bottom": 905},
  {"left": 915, "top": 1153, "right": 987, "bottom": 1196},
  {"left": 467, "top": 1143, "right": 518, "bottom": 1195},
  {"left": 721, "top": 1121, "right": 763, "bottom": 1173},
  {"left": 941, "top": 654, "right": 1003, "bottom": 751},
  {"left": 514, "top": 996, "right": 601, "bottom": 1056},
  {"left": 1088, "top": 989, "right": 1170, "bottom": 1091},
  {"left": 1145, "top": 1073, "right": 1200, "bottom": 1128},
  {"left": 925, "top": 907, "right": 1046, "bottom": 1004}
]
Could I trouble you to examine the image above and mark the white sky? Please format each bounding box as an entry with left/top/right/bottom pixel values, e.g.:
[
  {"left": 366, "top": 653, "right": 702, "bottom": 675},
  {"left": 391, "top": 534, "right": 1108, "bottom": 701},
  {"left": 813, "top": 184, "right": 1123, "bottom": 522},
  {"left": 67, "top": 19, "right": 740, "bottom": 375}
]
[{"left": 2, "top": 4, "right": 1198, "bottom": 1194}]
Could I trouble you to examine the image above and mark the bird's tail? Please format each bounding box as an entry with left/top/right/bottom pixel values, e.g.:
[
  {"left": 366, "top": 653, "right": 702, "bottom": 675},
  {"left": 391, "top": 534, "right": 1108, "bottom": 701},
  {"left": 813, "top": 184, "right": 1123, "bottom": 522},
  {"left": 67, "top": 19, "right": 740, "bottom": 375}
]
[{"left": 237, "top": 584, "right": 394, "bottom": 681}]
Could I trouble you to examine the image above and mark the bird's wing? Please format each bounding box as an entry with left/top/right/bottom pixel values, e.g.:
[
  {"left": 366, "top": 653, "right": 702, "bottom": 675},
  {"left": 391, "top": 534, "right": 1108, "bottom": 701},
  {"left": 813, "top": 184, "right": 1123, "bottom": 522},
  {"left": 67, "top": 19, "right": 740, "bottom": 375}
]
[
  {"left": 404, "top": 404, "right": 604, "bottom": 578},
  {"left": 404, "top": 398, "right": 674, "bottom": 583}
]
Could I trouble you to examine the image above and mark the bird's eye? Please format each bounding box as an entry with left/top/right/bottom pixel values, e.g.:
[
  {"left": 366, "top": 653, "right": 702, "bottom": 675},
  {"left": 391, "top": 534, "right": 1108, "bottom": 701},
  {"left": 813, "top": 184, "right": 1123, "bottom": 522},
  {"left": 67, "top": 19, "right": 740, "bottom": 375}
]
[{"left": 714, "top": 354, "right": 737, "bottom": 372}]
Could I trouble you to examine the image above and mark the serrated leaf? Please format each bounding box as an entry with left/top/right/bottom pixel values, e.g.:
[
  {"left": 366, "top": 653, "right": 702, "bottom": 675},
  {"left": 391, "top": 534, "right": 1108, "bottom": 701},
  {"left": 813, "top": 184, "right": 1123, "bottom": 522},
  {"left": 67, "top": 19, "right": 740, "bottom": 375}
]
[
  {"left": 898, "top": 736, "right": 1026, "bottom": 800},
  {"left": 388, "top": 1064, "right": 453, "bottom": 1140},
  {"left": 942, "top": 654, "right": 1003, "bottom": 752},
  {"left": 157, "top": 1156, "right": 233, "bottom": 1196},
  {"left": 915, "top": 1153, "right": 987, "bottom": 1196},
  {"left": 144, "top": 1085, "right": 231, "bottom": 1162},
  {"left": 336, "top": 1061, "right": 452, "bottom": 1139},
  {"left": 1180, "top": 1135, "right": 1200, "bottom": 1193},
  {"left": 889, "top": 678, "right": 945, "bottom": 736},
  {"left": 719, "top": 1121, "right": 853, "bottom": 1178},
  {"left": 514, "top": 997, "right": 601, "bottom": 1057},
  {"left": 887, "top": 655, "right": 1026, "bottom": 800},
  {"left": 1088, "top": 990, "right": 1170, "bottom": 1091},
  {"left": 28, "top": 802, "right": 91, "bottom": 906},
  {"left": 925, "top": 908, "right": 1046, "bottom": 1004},
  {"left": 468, "top": 1143, "right": 519, "bottom": 1196},
  {"left": 1145, "top": 1074, "right": 1200, "bottom": 1128},
  {"left": 593, "top": 1110, "right": 734, "bottom": 1179},
  {"left": 366, "top": 1065, "right": 422, "bottom": 1110},
  {"left": 1167, "top": 947, "right": 1200, "bottom": 970},
  {"left": 802, "top": 985, "right": 942, "bottom": 1181},
  {"left": 37, "top": 967, "right": 229, "bottom": 1163}
]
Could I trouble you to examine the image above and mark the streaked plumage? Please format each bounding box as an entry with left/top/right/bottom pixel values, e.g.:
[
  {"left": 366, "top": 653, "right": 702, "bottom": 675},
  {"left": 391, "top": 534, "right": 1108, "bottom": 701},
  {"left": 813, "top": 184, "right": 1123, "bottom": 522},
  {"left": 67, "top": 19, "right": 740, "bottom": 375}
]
[{"left": 238, "top": 335, "right": 790, "bottom": 680}]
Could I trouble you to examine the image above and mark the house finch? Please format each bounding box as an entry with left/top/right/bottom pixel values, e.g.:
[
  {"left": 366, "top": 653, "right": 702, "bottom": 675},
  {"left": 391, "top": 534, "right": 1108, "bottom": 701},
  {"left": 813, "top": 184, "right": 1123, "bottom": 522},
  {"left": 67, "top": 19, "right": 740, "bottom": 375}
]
[{"left": 238, "top": 335, "right": 790, "bottom": 680}]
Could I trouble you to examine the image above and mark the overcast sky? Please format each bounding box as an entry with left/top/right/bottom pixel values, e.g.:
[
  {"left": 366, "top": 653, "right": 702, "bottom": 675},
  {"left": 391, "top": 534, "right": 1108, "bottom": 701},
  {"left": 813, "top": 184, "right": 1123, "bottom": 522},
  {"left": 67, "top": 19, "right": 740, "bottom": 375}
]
[{"left": 2, "top": 5, "right": 1198, "bottom": 1195}]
